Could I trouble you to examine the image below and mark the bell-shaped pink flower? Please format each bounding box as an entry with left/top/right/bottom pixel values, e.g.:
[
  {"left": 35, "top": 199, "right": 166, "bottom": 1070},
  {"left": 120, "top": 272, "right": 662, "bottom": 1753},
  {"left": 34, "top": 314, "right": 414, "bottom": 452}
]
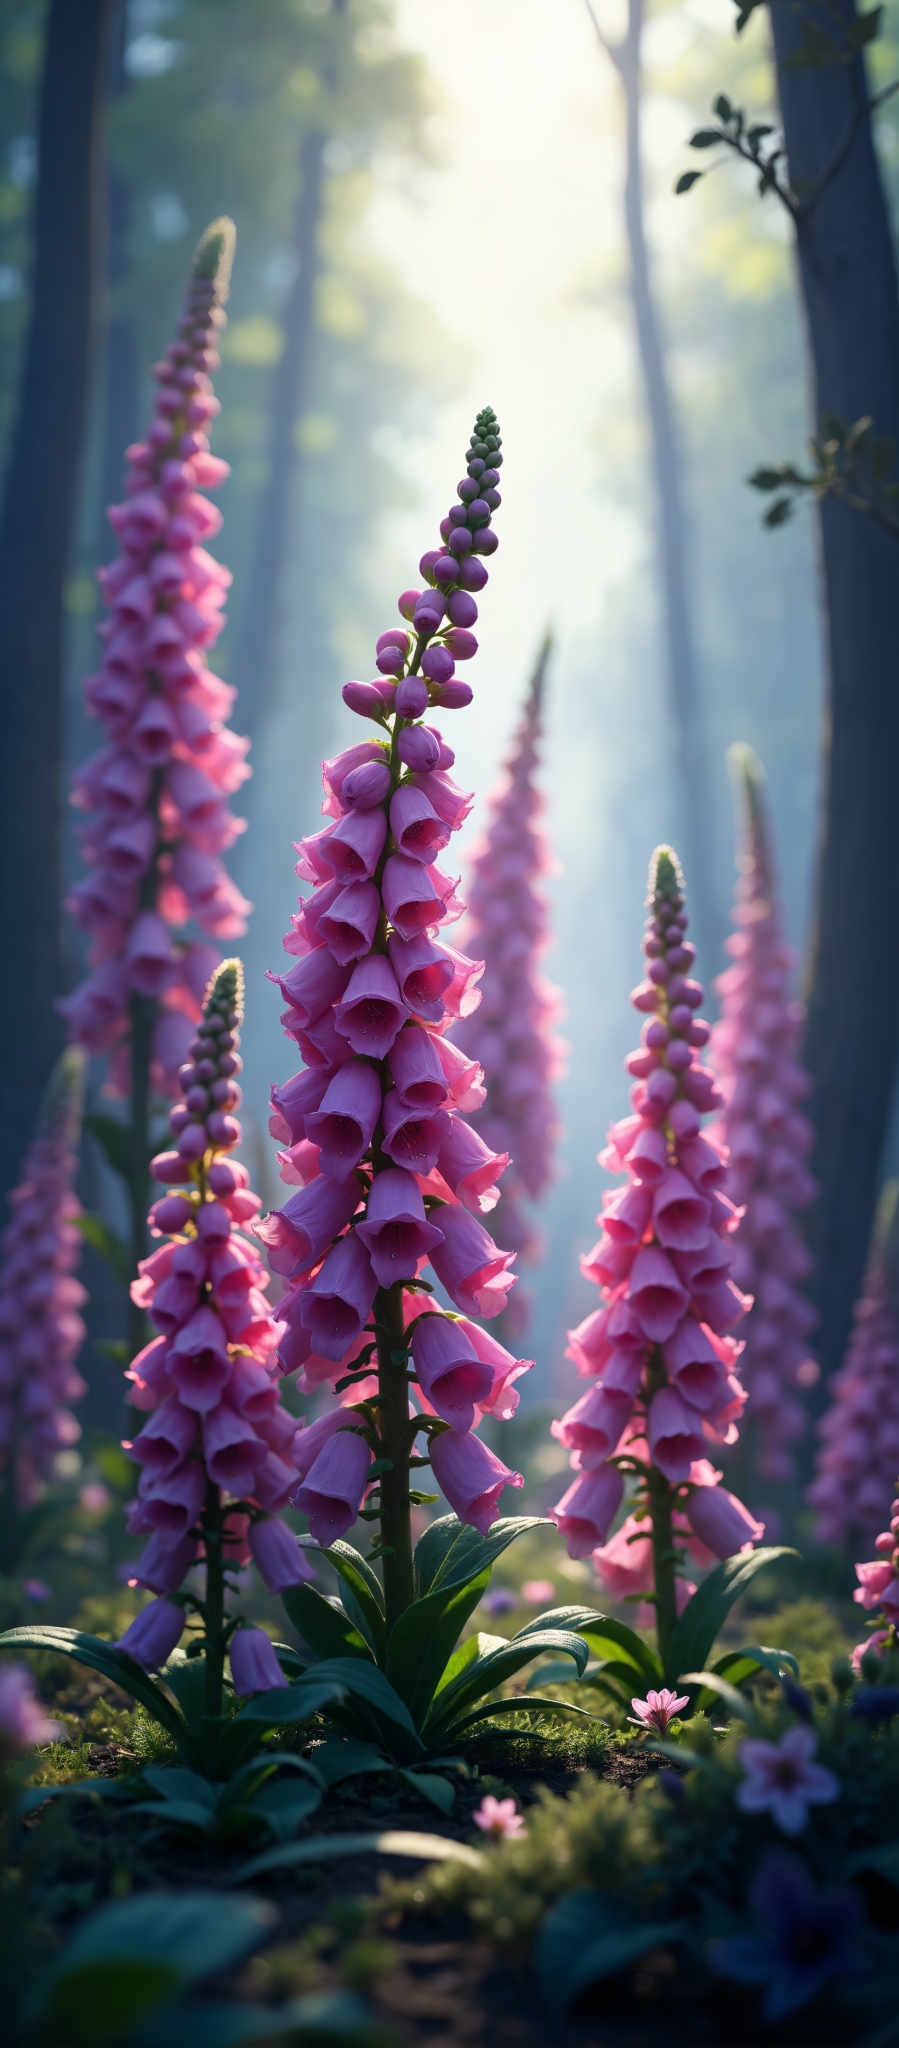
[
  {"left": 356, "top": 1169, "right": 445, "bottom": 1287},
  {"left": 684, "top": 1480, "right": 764, "bottom": 1559},
  {"left": 229, "top": 1627, "right": 287, "bottom": 1695},
  {"left": 429, "top": 1428, "right": 523, "bottom": 1534},
  {"left": 293, "top": 1423, "right": 373, "bottom": 1545},
  {"left": 117, "top": 1597, "right": 185, "bottom": 1672},
  {"left": 411, "top": 1313, "right": 494, "bottom": 1430},
  {"left": 552, "top": 1466, "right": 624, "bottom": 1557}
]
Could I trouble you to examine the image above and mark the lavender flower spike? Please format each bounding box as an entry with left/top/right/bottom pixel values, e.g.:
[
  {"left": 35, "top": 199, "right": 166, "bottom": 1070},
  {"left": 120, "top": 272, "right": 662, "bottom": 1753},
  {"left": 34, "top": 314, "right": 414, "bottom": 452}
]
[{"left": 0, "top": 1049, "right": 87, "bottom": 1513}]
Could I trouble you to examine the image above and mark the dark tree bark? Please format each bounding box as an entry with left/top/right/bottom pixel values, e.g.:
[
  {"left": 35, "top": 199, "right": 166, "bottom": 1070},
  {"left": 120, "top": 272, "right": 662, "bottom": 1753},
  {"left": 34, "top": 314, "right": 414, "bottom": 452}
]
[
  {"left": 584, "top": 0, "right": 720, "bottom": 963},
  {"left": 98, "top": 0, "right": 139, "bottom": 533},
  {"left": 236, "top": 0, "right": 345, "bottom": 722},
  {"left": 0, "top": 0, "right": 112, "bottom": 1202},
  {"left": 768, "top": 0, "right": 899, "bottom": 1383}
]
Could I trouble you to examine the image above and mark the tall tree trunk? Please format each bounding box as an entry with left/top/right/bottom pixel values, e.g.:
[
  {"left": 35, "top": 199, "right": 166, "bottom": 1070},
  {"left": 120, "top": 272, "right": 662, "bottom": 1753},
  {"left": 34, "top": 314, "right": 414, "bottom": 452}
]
[
  {"left": 586, "top": 0, "right": 719, "bottom": 962},
  {"left": 0, "top": 0, "right": 111, "bottom": 1203},
  {"left": 236, "top": 0, "right": 345, "bottom": 722},
  {"left": 98, "top": 0, "right": 138, "bottom": 533},
  {"left": 769, "top": 0, "right": 899, "bottom": 1384}
]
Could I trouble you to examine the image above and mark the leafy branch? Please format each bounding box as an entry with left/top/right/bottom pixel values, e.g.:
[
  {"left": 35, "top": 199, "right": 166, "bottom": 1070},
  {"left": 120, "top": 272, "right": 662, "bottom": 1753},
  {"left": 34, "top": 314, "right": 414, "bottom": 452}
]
[
  {"left": 674, "top": 5, "right": 897, "bottom": 219},
  {"left": 748, "top": 414, "right": 899, "bottom": 538}
]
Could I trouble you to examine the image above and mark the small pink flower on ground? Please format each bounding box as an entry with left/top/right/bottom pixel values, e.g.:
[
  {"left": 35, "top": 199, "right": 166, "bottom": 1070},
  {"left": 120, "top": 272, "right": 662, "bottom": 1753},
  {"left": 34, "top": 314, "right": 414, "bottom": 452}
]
[
  {"left": 0, "top": 1665, "right": 62, "bottom": 1753},
  {"left": 628, "top": 1688, "right": 689, "bottom": 1735},
  {"left": 23, "top": 1579, "right": 51, "bottom": 1603},
  {"left": 522, "top": 1579, "right": 555, "bottom": 1605},
  {"left": 736, "top": 1727, "right": 839, "bottom": 1836},
  {"left": 473, "top": 1793, "right": 526, "bottom": 1839}
]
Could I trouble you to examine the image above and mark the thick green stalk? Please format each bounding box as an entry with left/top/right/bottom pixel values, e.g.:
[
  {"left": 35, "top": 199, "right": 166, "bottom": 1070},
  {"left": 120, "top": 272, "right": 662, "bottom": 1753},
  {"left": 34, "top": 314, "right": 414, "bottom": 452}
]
[
  {"left": 645, "top": 1344, "right": 678, "bottom": 1675},
  {"left": 203, "top": 1480, "right": 226, "bottom": 1719},
  {"left": 375, "top": 1281, "right": 415, "bottom": 1632},
  {"left": 647, "top": 1463, "right": 678, "bottom": 1678}
]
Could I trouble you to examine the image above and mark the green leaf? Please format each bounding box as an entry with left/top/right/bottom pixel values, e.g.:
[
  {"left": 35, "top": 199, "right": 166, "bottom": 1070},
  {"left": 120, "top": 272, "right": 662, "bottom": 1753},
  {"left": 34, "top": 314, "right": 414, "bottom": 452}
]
[
  {"left": 399, "top": 1767, "right": 456, "bottom": 1814},
  {"left": 849, "top": 7, "right": 883, "bottom": 50},
  {"left": 713, "top": 1643, "right": 799, "bottom": 1685},
  {"left": 663, "top": 1547, "right": 797, "bottom": 1685},
  {"left": 679, "top": 1670, "right": 758, "bottom": 1723},
  {"left": 231, "top": 1829, "right": 483, "bottom": 1886},
  {"left": 326, "top": 1540, "right": 387, "bottom": 1659},
  {"left": 713, "top": 92, "right": 732, "bottom": 121},
  {"left": 748, "top": 466, "right": 787, "bottom": 491},
  {"left": 309, "top": 1737, "right": 389, "bottom": 1789},
  {"left": 129, "top": 1799, "right": 219, "bottom": 1834},
  {"left": 577, "top": 1616, "right": 663, "bottom": 1685},
  {"left": 451, "top": 1695, "right": 604, "bottom": 1741},
  {"left": 282, "top": 1582, "right": 371, "bottom": 1662},
  {"left": 35, "top": 1891, "right": 275, "bottom": 2040},
  {"left": 223, "top": 1751, "right": 323, "bottom": 1804},
  {"left": 235, "top": 1672, "right": 347, "bottom": 1724},
  {"left": 413, "top": 1513, "right": 549, "bottom": 1597},
  {"left": 76, "top": 1209, "right": 131, "bottom": 1284},
  {"left": 674, "top": 170, "right": 703, "bottom": 195},
  {"left": 303, "top": 1656, "right": 423, "bottom": 1750},
  {"left": 424, "top": 1627, "right": 589, "bottom": 1740},
  {"left": 86, "top": 1111, "right": 142, "bottom": 1186},
  {"left": 239, "top": 1776, "right": 322, "bottom": 1838},
  {"left": 18, "top": 1777, "right": 133, "bottom": 1814},
  {"left": 131, "top": 1990, "right": 377, "bottom": 2048},
  {"left": 537, "top": 1891, "right": 684, "bottom": 2016},
  {"left": 140, "top": 1765, "right": 217, "bottom": 1808},
  {"left": 0, "top": 1626, "right": 186, "bottom": 1743},
  {"left": 385, "top": 1567, "right": 490, "bottom": 1726},
  {"left": 689, "top": 128, "right": 723, "bottom": 149}
]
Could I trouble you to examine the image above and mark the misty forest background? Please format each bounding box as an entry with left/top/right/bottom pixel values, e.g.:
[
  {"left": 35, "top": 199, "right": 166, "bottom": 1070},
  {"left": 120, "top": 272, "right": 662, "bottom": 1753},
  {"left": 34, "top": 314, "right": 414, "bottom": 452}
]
[{"left": 2, "top": 0, "right": 897, "bottom": 1437}]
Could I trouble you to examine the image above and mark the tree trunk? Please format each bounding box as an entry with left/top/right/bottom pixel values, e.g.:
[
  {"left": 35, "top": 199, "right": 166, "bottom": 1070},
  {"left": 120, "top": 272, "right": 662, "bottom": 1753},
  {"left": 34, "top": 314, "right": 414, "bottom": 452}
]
[
  {"left": 98, "top": 0, "right": 139, "bottom": 534},
  {"left": 236, "top": 0, "right": 345, "bottom": 721},
  {"left": 769, "top": 0, "right": 899, "bottom": 1384},
  {"left": 594, "top": 0, "right": 719, "bottom": 962},
  {"left": 0, "top": 0, "right": 111, "bottom": 1203}
]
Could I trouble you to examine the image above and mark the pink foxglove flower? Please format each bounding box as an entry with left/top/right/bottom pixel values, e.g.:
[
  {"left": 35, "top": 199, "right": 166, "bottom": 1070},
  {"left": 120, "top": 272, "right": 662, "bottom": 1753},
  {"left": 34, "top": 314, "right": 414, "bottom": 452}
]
[
  {"left": 736, "top": 1728, "right": 839, "bottom": 1835},
  {"left": 118, "top": 961, "right": 311, "bottom": 1691},
  {"left": 628, "top": 1687, "right": 689, "bottom": 1735},
  {"left": 0, "top": 1665, "right": 61, "bottom": 1755},
  {"left": 473, "top": 1793, "right": 526, "bottom": 1839},
  {"left": 709, "top": 748, "right": 818, "bottom": 1490},
  {"left": 810, "top": 1188, "right": 899, "bottom": 1550},
  {"left": 260, "top": 410, "right": 529, "bottom": 1621},
  {"left": 62, "top": 220, "right": 250, "bottom": 1099},
  {"left": 453, "top": 634, "right": 565, "bottom": 1337},
  {"left": 0, "top": 1051, "right": 87, "bottom": 1513},
  {"left": 551, "top": 848, "right": 762, "bottom": 1646},
  {"left": 849, "top": 1477, "right": 899, "bottom": 1670}
]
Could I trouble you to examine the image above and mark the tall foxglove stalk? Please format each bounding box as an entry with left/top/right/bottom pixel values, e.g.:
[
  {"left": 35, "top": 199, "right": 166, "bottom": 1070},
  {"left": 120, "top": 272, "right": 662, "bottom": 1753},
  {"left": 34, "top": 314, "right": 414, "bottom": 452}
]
[
  {"left": 0, "top": 1051, "right": 87, "bottom": 1531},
  {"left": 260, "top": 408, "right": 532, "bottom": 1631},
  {"left": 453, "top": 633, "right": 565, "bottom": 1339},
  {"left": 810, "top": 1186, "right": 899, "bottom": 1551},
  {"left": 550, "top": 848, "right": 761, "bottom": 1670},
  {"left": 62, "top": 219, "right": 250, "bottom": 1330},
  {"left": 850, "top": 1471, "right": 899, "bottom": 1672},
  {"left": 119, "top": 961, "right": 311, "bottom": 1712},
  {"left": 709, "top": 747, "right": 818, "bottom": 1493}
]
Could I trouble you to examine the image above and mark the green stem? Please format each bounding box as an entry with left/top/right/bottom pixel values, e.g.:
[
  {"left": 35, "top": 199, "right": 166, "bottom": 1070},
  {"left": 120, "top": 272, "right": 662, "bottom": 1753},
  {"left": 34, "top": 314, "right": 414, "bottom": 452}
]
[
  {"left": 203, "top": 1480, "right": 226, "bottom": 1719},
  {"left": 644, "top": 1344, "right": 679, "bottom": 1677},
  {"left": 647, "top": 1464, "right": 678, "bottom": 1679},
  {"left": 375, "top": 1282, "right": 414, "bottom": 1633}
]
